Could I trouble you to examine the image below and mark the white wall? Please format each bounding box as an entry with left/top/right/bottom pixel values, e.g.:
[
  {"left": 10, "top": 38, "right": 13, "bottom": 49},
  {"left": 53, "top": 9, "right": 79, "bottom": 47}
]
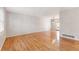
[
  {"left": 6, "top": 12, "right": 51, "bottom": 37},
  {"left": 0, "top": 8, "right": 6, "bottom": 48},
  {"left": 60, "top": 8, "right": 79, "bottom": 40}
]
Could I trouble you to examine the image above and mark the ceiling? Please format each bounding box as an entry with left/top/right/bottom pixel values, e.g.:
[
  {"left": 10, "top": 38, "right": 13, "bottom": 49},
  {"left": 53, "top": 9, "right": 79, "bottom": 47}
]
[{"left": 5, "top": 7, "right": 74, "bottom": 18}]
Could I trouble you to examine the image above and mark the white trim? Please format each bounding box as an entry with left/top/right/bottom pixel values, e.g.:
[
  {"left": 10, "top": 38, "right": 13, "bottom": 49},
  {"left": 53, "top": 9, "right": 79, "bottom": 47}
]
[
  {"left": 61, "top": 36, "right": 79, "bottom": 41},
  {"left": 6, "top": 31, "right": 51, "bottom": 38}
]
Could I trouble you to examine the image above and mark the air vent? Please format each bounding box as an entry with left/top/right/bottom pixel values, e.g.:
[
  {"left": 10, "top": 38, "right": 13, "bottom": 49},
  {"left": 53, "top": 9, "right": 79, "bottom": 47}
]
[{"left": 62, "top": 34, "right": 75, "bottom": 38}]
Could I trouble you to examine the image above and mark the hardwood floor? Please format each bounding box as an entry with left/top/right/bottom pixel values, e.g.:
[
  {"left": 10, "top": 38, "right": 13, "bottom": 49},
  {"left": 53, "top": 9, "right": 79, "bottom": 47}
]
[
  {"left": 1, "top": 31, "right": 57, "bottom": 51},
  {"left": 60, "top": 37, "right": 79, "bottom": 51},
  {"left": 1, "top": 31, "right": 79, "bottom": 51}
]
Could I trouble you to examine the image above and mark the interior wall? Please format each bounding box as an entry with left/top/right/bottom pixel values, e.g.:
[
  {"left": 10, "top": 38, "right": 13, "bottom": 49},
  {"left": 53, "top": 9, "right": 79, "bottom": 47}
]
[
  {"left": 0, "top": 8, "right": 6, "bottom": 48},
  {"left": 60, "top": 8, "right": 79, "bottom": 40},
  {"left": 6, "top": 12, "right": 51, "bottom": 37}
]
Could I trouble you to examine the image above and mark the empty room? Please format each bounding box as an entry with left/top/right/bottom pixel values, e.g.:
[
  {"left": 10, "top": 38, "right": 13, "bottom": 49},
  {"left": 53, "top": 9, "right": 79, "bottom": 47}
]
[{"left": 0, "top": 7, "right": 79, "bottom": 51}]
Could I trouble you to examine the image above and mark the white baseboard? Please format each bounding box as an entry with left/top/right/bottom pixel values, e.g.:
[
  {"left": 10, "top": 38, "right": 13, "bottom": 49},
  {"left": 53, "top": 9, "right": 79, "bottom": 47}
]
[
  {"left": 61, "top": 36, "right": 79, "bottom": 41},
  {"left": 6, "top": 31, "right": 51, "bottom": 38}
]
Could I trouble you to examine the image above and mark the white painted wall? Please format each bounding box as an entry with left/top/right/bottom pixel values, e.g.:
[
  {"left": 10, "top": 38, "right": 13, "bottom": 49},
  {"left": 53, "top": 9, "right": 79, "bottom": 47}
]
[
  {"left": 60, "top": 8, "right": 79, "bottom": 40},
  {"left": 6, "top": 12, "right": 51, "bottom": 37},
  {"left": 0, "top": 8, "right": 6, "bottom": 48}
]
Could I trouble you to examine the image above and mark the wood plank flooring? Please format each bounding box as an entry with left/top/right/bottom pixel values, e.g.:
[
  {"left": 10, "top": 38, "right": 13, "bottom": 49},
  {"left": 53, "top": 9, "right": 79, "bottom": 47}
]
[
  {"left": 60, "top": 37, "right": 79, "bottom": 51},
  {"left": 1, "top": 31, "right": 57, "bottom": 51},
  {"left": 1, "top": 31, "right": 79, "bottom": 51}
]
